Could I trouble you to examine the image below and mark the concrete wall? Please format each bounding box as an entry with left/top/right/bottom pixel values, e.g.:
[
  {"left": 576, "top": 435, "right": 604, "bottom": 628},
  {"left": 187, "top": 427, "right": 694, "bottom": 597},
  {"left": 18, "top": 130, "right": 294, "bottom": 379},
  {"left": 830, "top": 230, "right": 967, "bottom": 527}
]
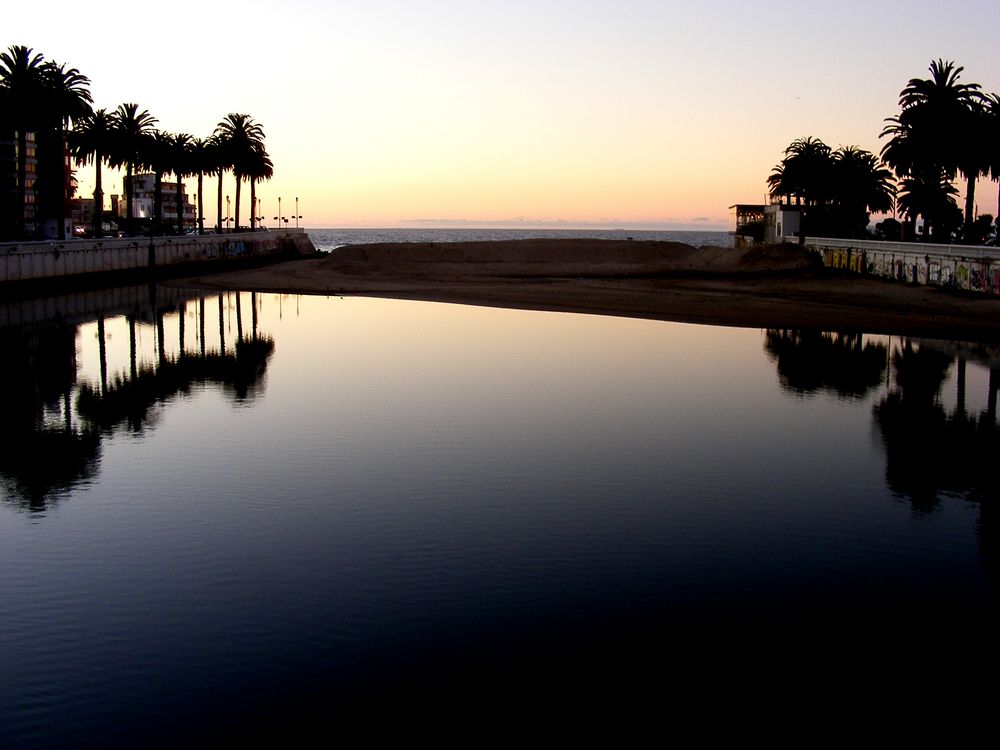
[
  {"left": 0, "top": 229, "right": 312, "bottom": 284},
  {"left": 806, "top": 237, "right": 1000, "bottom": 296}
]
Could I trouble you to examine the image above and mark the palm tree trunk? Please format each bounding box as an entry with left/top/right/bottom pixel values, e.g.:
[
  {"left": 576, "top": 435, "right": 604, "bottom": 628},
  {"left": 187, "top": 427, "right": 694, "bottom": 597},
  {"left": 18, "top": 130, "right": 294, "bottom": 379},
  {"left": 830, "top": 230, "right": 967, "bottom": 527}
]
[
  {"left": 154, "top": 171, "right": 163, "bottom": 235},
  {"left": 250, "top": 178, "right": 256, "bottom": 231},
  {"left": 16, "top": 129, "right": 27, "bottom": 239},
  {"left": 216, "top": 171, "right": 223, "bottom": 233},
  {"left": 197, "top": 172, "right": 204, "bottom": 235},
  {"left": 125, "top": 163, "right": 134, "bottom": 232},
  {"left": 234, "top": 174, "right": 241, "bottom": 232},
  {"left": 964, "top": 175, "right": 976, "bottom": 242},
  {"left": 175, "top": 174, "right": 184, "bottom": 234},
  {"left": 93, "top": 150, "right": 103, "bottom": 239},
  {"left": 55, "top": 129, "right": 67, "bottom": 242}
]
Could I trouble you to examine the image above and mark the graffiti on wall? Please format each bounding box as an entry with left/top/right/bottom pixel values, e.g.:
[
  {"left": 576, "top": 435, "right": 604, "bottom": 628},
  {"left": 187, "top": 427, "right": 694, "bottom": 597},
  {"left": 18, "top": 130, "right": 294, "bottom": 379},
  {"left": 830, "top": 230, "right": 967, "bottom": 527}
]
[{"left": 817, "top": 243, "right": 1000, "bottom": 297}]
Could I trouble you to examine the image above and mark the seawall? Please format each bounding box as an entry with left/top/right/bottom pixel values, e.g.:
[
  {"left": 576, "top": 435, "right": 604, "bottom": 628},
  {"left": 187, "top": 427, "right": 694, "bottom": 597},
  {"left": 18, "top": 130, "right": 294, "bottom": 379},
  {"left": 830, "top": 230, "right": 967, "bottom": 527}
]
[
  {"left": 0, "top": 229, "right": 316, "bottom": 287},
  {"left": 806, "top": 237, "right": 1000, "bottom": 296}
]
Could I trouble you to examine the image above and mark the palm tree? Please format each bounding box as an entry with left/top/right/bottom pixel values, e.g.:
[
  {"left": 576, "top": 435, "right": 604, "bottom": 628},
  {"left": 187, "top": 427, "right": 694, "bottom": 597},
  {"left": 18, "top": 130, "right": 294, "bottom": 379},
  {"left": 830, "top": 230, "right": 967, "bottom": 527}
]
[
  {"left": 188, "top": 137, "right": 214, "bottom": 235},
  {"left": 897, "top": 170, "right": 962, "bottom": 241},
  {"left": 214, "top": 113, "right": 265, "bottom": 232},
  {"left": 245, "top": 144, "right": 273, "bottom": 231},
  {"left": 69, "top": 108, "right": 114, "bottom": 238},
  {"left": 829, "top": 146, "right": 896, "bottom": 238},
  {"left": 168, "top": 133, "right": 192, "bottom": 234},
  {"left": 882, "top": 59, "right": 983, "bottom": 238},
  {"left": 109, "top": 103, "right": 157, "bottom": 233},
  {"left": 767, "top": 136, "right": 832, "bottom": 207},
  {"left": 0, "top": 45, "right": 47, "bottom": 239},
  {"left": 143, "top": 130, "right": 173, "bottom": 234},
  {"left": 38, "top": 61, "right": 92, "bottom": 240},
  {"left": 984, "top": 93, "right": 1000, "bottom": 222},
  {"left": 208, "top": 135, "right": 230, "bottom": 233}
]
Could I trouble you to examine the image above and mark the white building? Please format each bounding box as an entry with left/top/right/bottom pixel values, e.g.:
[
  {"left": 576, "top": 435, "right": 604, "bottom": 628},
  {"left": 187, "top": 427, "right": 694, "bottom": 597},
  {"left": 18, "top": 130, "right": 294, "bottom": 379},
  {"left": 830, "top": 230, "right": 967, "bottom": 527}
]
[{"left": 113, "top": 174, "right": 195, "bottom": 227}]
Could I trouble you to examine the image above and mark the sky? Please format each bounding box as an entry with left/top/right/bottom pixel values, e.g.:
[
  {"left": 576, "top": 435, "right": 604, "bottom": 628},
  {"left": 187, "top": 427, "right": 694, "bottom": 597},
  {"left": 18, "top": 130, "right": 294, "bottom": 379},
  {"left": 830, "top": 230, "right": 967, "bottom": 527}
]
[{"left": 7, "top": 0, "right": 1000, "bottom": 229}]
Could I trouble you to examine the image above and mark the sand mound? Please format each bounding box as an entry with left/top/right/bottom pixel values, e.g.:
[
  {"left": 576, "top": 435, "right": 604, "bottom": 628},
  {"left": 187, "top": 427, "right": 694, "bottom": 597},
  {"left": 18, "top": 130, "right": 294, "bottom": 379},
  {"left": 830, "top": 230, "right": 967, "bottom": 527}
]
[{"left": 321, "top": 239, "right": 818, "bottom": 276}]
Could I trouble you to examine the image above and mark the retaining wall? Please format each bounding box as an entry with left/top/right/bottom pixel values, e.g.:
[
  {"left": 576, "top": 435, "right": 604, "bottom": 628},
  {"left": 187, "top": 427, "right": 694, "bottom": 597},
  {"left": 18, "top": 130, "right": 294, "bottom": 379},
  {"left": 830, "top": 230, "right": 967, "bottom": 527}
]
[
  {"left": 0, "top": 229, "right": 313, "bottom": 284},
  {"left": 806, "top": 237, "right": 1000, "bottom": 296}
]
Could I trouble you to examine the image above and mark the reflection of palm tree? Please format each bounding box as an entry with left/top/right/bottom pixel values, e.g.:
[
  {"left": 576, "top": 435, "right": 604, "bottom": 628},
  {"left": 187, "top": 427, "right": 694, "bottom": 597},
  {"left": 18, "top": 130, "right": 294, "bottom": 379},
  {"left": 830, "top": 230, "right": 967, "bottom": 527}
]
[
  {"left": 871, "top": 342, "right": 995, "bottom": 511},
  {"left": 764, "top": 330, "right": 887, "bottom": 399},
  {"left": 0, "top": 322, "right": 99, "bottom": 511}
]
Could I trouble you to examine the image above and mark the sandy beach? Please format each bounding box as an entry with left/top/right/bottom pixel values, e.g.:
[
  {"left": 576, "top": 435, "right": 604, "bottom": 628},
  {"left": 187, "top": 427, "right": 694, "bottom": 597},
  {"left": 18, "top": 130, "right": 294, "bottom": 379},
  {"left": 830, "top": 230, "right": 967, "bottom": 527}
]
[{"left": 175, "top": 239, "right": 1000, "bottom": 341}]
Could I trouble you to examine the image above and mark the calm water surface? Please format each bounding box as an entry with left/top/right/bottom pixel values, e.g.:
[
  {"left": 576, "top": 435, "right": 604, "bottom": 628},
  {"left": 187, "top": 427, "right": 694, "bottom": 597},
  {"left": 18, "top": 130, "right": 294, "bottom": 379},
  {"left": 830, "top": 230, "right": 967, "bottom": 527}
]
[{"left": 2, "top": 286, "right": 998, "bottom": 744}]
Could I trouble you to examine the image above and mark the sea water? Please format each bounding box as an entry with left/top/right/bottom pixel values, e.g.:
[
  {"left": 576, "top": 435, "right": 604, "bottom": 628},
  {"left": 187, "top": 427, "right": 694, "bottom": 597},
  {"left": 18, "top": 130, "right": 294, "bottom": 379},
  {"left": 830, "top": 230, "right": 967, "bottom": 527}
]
[{"left": 1, "top": 287, "right": 997, "bottom": 744}]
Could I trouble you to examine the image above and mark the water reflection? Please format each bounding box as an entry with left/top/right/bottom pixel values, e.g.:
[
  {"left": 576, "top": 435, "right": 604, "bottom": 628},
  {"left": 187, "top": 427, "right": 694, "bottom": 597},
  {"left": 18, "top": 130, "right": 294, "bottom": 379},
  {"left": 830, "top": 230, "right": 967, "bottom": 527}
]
[
  {"left": 874, "top": 340, "right": 1000, "bottom": 507},
  {"left": 0, "top": 286, "right": 274, "bottom": 512},
  {"left": 0, "top": 321, "right": 99, "bottom": 511},
  {"left": 765, "top": 329, "right": 888, "bottom": 399},
  {"left": 765, "top": 327, "right": 999, "bottom": 522}
]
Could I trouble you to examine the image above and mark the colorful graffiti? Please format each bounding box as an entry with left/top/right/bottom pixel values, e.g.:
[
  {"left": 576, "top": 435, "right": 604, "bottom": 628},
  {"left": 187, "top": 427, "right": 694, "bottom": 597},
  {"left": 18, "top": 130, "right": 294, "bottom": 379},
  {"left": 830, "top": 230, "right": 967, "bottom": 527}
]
[{"left": 813, "top": 241, "right": 1000, "bottom": 297}]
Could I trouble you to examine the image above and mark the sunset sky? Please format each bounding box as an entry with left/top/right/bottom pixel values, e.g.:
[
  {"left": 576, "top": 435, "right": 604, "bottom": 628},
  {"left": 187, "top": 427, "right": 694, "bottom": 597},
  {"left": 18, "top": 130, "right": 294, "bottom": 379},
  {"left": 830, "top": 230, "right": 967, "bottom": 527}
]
[{"left": 8, "top": 0, "right": 1000, "bottom": 229}]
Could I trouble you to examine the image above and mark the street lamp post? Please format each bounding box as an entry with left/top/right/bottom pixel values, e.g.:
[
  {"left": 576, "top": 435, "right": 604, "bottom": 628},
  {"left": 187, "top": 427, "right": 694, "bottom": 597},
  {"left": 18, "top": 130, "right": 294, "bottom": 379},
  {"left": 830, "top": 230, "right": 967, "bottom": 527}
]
[{"left": 226, "top": 195, "right": 231, "bottom": 233}]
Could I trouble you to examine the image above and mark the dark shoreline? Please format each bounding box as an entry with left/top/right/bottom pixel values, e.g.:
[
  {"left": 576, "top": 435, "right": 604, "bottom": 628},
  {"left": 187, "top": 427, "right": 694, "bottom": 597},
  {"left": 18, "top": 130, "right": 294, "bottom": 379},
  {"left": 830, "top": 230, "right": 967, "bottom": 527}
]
[{"left": 167, "top": 238, "right": 1000, "bottom": 342}]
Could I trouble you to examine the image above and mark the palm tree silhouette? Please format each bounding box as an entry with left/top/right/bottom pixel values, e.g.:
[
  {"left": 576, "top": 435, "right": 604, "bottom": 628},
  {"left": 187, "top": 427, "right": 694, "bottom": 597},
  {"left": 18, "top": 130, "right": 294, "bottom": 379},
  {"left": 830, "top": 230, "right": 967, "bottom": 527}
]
[
  {"left": 169, "top": 133, "right": 193, "bottom": 234},
  {"left": 188, "top": 137, "right": 214, "bottom": 235},
  {"left": 768, "top": 138, "right": 893, "bottom": 238},
  {"left": 38, "top": 61, "right": 92, "bottom": 240},
  {"left": 109, "top": 103, "right": 157, "bottom": 234},
  {"left": 246, "top": 144, "right": 273, "bottom": 231},
  {"left": 984, "top": 93, "right": 1000, "bottom": 222},
  {"left": 69, "top": 108, "right": 114, "bottom": 238},
  {"left": 144, "top": 130, "right": 173, "bottom": 235},
  {"left": 881, "top": 60, "right": 984, "bottom": 239},
  {"left": 214, "top": 113, "right": 265, "bottom": 232},
  {"left": 0, "top": 45, "right": 47, "bottom": 239},
  {"left": 829, "top": 146, "right": 895, "bottom": 238},
  {"left": 210, "top": 135, "right": 230, "bottom": 233},
  {"left": 767, "top": 136, "right": 832, "bottom": 207}
]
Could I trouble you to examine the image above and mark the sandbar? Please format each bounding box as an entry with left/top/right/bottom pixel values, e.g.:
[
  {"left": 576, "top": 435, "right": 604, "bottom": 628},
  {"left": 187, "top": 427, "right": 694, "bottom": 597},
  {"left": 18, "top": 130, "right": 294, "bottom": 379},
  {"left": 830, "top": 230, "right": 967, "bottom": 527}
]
[{"left": 173, "top": 239, "right": 1000, "bottom": 341}]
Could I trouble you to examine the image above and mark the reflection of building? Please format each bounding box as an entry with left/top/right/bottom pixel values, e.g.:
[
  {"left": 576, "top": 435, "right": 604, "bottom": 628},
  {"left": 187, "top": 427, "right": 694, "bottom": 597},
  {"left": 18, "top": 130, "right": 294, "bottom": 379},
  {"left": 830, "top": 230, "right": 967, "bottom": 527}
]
[
  {"left": 0, "top": 129, "right": 38, "bottom": 239},
  {"left": 728, "top": 202, "right": 800, "bottom": 245},
  {"left": 112, "top": 173, "right": 195, "bottom": 227}
]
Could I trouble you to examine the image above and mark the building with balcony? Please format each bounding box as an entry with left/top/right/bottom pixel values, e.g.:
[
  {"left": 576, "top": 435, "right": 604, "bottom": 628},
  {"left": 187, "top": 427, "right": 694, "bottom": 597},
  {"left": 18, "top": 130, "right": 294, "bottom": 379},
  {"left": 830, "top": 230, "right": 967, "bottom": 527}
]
[
  {"left": 0, "top": 129, "right": 38, "bottom": 239},
  {"left": 113, "top": 173, "right": 196, "bottom": 228}
]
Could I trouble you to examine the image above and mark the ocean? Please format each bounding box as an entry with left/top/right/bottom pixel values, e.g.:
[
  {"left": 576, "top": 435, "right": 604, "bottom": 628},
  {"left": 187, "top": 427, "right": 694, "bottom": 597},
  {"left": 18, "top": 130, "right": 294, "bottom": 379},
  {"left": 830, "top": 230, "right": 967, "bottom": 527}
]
[{"left": 303, "top": 226, "right": 733, "bottom": 252}]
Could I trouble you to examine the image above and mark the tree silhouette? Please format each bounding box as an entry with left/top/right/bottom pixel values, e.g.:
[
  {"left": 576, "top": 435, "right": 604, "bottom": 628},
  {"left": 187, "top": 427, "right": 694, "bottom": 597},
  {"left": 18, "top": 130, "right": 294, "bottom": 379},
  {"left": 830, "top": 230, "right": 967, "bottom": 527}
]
[{"left": 109, "top": 103, "right": 157, "bottom": 234}]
